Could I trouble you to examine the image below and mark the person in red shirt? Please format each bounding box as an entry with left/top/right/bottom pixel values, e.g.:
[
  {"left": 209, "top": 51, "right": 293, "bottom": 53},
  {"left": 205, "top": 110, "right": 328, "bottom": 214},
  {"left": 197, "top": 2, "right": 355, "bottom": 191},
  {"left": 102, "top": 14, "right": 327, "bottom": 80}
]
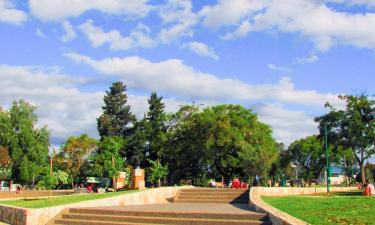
[
  {"left": 231, "top": 178, "right": 241, "bottom": 189},
  {"left": 87, "top": 184, "right": 93, "bottom": 193},
  {"left": 363, "top": 183, "right": 370, "bottom": 196}
]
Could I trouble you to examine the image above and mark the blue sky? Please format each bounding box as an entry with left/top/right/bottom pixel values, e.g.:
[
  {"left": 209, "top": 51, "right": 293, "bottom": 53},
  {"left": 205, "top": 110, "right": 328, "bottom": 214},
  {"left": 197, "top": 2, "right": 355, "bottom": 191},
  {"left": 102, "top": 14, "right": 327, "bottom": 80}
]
[{"left": 1, "top": 0, "right": 375, "bottom": 154}]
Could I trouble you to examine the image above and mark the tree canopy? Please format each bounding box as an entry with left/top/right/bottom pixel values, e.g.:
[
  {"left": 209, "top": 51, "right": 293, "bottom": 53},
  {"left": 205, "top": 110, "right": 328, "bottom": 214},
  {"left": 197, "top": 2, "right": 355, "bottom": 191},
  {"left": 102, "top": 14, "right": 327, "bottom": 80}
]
[
  {"left": 315, "top": 95, "right": 375, "bottom": 184},
  {"left": 97, "top": 82, "right": 135, "bottom": 139}
]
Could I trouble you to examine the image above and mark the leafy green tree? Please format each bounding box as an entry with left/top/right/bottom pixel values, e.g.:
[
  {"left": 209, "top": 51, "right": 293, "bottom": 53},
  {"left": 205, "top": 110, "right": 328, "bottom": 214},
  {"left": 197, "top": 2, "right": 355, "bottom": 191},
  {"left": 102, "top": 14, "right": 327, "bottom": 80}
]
[
  {"left": 166, "top": 104, "right": 278, "bottom": 185},
  {"left": 58, "top": 134, "right": 98, "bottom": 187},
  {"left": 147, "top": 159, "right": 168, "bottom": 187},
  {"left": 8, "top": 100, "right": 50, "bottom": 185},
  {"left": 315, "top": 95, "right": 375, "bottom": 184},
  {"left": 91, "top": 136, "right": 125, "bottom": 183},
  {"left": 145, "top": 92, "right": 167, "bottom": 162},
  {"left": 97, "top": 82, "right": 136, "bottom": 139},
  {"left": 38, "top": 170, "right": 68, "bottom": 190},
  {"left": 286, "top": 135, "right": 332, "bottom": 179}
]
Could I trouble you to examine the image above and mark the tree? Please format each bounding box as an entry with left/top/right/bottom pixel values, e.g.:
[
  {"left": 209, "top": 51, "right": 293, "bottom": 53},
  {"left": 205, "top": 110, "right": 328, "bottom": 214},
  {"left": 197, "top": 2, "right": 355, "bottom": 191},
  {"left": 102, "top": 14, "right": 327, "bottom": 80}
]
[
  {"left": 58, "top": 134, "right": 98, "bottom": 187},
  {"left": 315, "top": 95, "right": 375, "bottom": 184},
  {"left": 124, "top": 119, "right": 147, "bottom": 167},
  {"left": 286, "top": 135, "right": 332, "bottom": 179},
  {"left": 91, "top": 136, "right": 125, "bottom": 187},
  {"left": 0, "top": 146, "right": 11, "bottom": 179},
  {"left": 166, "top": 104, "right": 278, "bottom": 185},
  {"left": 145, "top": 92, "right": 167, "bottom": 162},
  {"left": 38, "top": 170, "right": 69, "bottom": 190},
  {"left": 97, "top": 82, "right": 135, "bottom": 139},
  {"left": 8, "top": 100, "right": 50, "bottom": 185},
  {"left": 147, "top": 159, "right": 168, "bottom": 187}
]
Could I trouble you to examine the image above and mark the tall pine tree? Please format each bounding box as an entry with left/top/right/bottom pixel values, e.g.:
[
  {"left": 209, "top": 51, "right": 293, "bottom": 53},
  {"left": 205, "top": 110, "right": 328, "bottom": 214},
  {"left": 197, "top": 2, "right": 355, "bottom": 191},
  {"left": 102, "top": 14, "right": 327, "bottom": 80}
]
[
  {"left": 97, "top": 82, "right": 135, "bottom": 139},
  {"left": 145, "top": 92, "right": 167, "bottom": 162}
]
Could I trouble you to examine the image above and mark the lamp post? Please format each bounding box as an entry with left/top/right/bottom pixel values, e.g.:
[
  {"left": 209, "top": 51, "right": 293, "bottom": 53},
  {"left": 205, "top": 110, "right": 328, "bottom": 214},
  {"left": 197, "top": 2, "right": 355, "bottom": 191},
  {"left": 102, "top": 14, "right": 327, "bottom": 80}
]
[{"left": 324, "top": 123, "right": 330, "bottom": 193}]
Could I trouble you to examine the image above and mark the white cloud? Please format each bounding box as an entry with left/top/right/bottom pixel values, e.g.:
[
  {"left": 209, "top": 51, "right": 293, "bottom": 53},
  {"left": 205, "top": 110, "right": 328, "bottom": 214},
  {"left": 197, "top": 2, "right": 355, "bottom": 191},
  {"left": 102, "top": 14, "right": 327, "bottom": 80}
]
[
  {"left": 0, "top": 64, "right": 191, "bottom": 145},
  {"left": 181, "top": 42, "right": 220, "bottom": 60},
  {"left": 66, "top": 52, "right": 340, "bottom": 107},
  {"left": 0, "top": 64, "right": 102, "bottom": 144},
  {"left": 203, "top": 0, "right": 375, "bottom": 51},
  {"left": 61, "top": 20, "right": 77, "bottom": 42},
  {"left": 296, "top": 54, "right": 319, "bottom": 64},
  {"left": 79, "top": 20, "right": 154, "bottom": 51},
  {"left": 29, "top": 0, "right": 152, "bottom": 21},
  {"left": 36, "top": 28, "right": 46, "bottom": 38},
  {"left": 221, "top": 20, "right": 251, "bottom": 40},
  {"left": 0, "top": 0, "right": 27, "bottom": 25},
  {"left": 157, "top": 0, "right": 198, "bottom": 43},
  {"left": 254, "top": 103, "right": 318, "bottom": 145},
  {"left": 267, "top": 64, "right": 292, "bottom": 73},
  {"left": 200, "top": 0, "right": 266, "bottom": 28}
]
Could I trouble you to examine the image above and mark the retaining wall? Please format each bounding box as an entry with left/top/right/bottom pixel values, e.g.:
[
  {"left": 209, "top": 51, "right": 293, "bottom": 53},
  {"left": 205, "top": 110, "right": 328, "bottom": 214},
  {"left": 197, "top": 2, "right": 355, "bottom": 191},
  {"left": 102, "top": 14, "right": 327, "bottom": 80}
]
[
  {"left": 249, "top": 186, "right": 358, "bottom": 225},
  {"left": 0, "top": 186, "right": 192, "bottom": 225}
]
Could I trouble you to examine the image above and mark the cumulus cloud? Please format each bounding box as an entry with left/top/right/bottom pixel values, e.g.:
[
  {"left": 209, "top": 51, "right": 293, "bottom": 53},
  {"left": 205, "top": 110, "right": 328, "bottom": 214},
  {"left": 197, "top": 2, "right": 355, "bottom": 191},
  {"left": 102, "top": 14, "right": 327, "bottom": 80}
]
[
  {"left": 66, "top": 52, "right": 340, "bottom": 107},
  {"left": 79, "top": 20, "right": 154, "bottom": 51},
  {"left": 267, "top": 64, "right": 292, "bottom": 73},
  {"left": 254, "top": 103, "right": 318, "bottom": 145},
  {"left": 36, "top": 28, "right": 46, "bottom": 38},
  {"left": 0, "top": 0, "right": 27, "bottom": 25},
  {"left": 181, "top": 42, "right": 220, "bottom": 60},
  {"left": 296, "top": 54, "right": 319, "bottom": 64},
  {"left": 29, "top": 0, "right": 152, "bottom": 21},
  {"left": 221, "top": 20, "right": 251, "bottom": 40},
  {"left": 0, "top": 64, "right": 191, "bottom": 145},
  {"left": 0, "top": 64, "right": 102, "bottom": 144},
  {"left": 200, "top": 0, "right": 266, "bottom": 28},
  {"left": 204, "top": 0, "right": 375, "bottom": 51},
  {"left": 157, "top": 0, "right": 198, "bottom": 43},
  {"left": 61, "top": 20, "right": 77, "bottom": 42}
]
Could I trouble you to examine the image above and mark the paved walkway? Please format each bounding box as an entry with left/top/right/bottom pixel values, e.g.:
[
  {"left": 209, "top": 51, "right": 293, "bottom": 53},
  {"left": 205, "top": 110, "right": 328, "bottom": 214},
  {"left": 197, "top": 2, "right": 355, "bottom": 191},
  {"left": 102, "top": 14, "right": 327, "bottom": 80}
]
[{"left": 87, "top": 203, "right": 256, "bottom": 214}]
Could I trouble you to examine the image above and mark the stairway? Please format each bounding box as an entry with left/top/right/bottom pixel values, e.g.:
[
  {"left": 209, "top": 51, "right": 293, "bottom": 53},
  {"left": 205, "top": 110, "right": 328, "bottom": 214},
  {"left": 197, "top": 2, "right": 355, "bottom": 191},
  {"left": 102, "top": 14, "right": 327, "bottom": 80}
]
[
  {"left": 53, "top": 207, "right": 271, "bottom": 225},
  {"left": 174, "top": 188, "right": 249, "bottom": 203},
  {"left": 52, "top": 188, "right": 272, "bottom": 225}
]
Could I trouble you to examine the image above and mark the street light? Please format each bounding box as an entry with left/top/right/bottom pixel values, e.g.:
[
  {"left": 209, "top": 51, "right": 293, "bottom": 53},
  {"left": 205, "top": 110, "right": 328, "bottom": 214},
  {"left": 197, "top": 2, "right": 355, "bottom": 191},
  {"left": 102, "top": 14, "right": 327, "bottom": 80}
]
[{"left": 324, "top": 123, "right": 330, "bottom": 193}]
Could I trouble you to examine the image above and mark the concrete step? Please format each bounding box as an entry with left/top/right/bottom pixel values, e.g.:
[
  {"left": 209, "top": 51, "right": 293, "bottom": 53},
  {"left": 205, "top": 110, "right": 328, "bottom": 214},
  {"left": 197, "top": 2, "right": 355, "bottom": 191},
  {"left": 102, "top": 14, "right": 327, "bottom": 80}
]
[
  {"left": 180, "top": 188, "right": 249, "bottom": 193},
  {"left": 54, "top": 219, "right": 158, "bottom": 225},
  {"left": 59, "top": 214, "right": 271, "bottom": 225},
  {"left": 68, "top": 208, "right": 268, "bottom": 221},
  {"left": 173, "top": 198, "right": 249, "bottom": 203},
  {"left": 175, "top": 196, "right": 248, "bottom": 201},
  {"left": 177, "top": 192, "right": 249, "bottom": 197}
]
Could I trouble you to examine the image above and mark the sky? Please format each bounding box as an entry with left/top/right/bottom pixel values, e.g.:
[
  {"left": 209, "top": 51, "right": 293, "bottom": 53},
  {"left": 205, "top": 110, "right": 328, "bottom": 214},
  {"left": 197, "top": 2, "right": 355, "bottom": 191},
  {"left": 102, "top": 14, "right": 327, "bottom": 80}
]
[{"left": 0, "top": 0, "right": 375, "bottom": 152}]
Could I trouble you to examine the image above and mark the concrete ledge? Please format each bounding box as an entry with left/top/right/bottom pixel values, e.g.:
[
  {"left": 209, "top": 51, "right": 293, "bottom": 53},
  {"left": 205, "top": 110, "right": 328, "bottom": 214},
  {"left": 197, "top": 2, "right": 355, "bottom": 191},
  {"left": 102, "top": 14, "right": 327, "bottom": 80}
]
[
  {"left": 0, "top": 186, "right": 193, "bottom": 225},
  {"left": 249, "top": 187, "right": 358, "bottom": 225}
]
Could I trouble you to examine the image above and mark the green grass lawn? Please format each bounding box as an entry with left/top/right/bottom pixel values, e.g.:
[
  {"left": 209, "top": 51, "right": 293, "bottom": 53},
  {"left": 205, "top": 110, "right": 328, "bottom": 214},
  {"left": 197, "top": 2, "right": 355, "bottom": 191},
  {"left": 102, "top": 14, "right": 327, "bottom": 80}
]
[
  {"left": 262, "top": 191, "right": 375, "bottom": 225},
  {"left": 0, "top": 190, "right": 141, "bottom": 208}
]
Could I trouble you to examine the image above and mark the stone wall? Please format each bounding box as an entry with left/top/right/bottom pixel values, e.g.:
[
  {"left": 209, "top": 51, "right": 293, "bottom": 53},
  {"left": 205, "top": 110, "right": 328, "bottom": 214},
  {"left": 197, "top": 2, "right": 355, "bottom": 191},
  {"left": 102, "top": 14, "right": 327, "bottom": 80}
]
[
  {"left": 249, "top": 187, "right": 358, "bottom": 225},
  {"left": 0, "top": 186, "right": 192, "bottom": 225}
]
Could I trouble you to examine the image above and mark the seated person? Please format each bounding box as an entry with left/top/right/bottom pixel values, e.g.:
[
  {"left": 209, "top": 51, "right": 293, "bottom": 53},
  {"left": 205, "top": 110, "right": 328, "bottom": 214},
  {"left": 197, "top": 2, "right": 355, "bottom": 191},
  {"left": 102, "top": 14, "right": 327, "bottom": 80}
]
[
  {"left": 231, "top": 178, "right": 241, "bottom": 189},
  {"left": 363, "top": 183, "right": 370, "bottom": 196},
  {"left": 209, "top": 179, "right": 217, "bottom": 188}
]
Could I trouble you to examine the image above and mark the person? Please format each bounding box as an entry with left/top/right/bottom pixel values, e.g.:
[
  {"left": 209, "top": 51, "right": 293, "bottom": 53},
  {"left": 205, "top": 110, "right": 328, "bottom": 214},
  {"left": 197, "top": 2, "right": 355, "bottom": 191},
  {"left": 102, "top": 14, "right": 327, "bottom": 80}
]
[
  {"left": 363, "top": 183, "right": 370, "bottom": 196},
  {"left": 231, "top": 178, "right": 241, "bottom": 189},
  {"left": 87, "top": 184, "right": 93, "bottom": 193},
  {"left": 366, "top": 179, "right": 375, "bottom": 196},
  {"left": 209, "top": 179, "right": 217, "bottom": 188},
  {"left": 15, "top": 185, "right": 21, "bottom": 194}
]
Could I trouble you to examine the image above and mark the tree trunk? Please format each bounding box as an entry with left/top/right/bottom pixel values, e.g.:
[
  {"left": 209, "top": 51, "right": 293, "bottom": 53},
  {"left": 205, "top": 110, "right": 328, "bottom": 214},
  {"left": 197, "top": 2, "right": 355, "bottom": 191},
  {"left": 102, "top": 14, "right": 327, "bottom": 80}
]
[
  {"left": 360, "top": 162, "right": 366, "bottom": 185},
  {"left": 158, "top": 178, "right": 161, "bottom": 188}
]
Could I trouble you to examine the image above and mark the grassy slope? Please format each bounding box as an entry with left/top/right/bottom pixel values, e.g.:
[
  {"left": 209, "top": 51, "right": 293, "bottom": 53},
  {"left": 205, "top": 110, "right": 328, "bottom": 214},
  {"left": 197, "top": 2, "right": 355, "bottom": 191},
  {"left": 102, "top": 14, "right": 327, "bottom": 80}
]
[
  {"left": 0, "top": 190, "right": 140, "bottom": 208},
  {"left": 262, "top": 192, "right": 375, "bottom": 225}
]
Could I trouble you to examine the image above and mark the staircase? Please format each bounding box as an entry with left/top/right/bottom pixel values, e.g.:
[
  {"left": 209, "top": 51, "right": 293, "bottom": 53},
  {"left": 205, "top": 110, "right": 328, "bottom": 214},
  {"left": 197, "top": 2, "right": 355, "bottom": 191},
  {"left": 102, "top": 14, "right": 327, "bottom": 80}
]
[
  {"left": 174, "top": 188, "right": 249, "bottom": 203},
  {"left": 52, "top": 188, "right": 272, "bottom": 225},
  {"left": 53, "top": 207, "right": 270, "bottom": 225}
]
